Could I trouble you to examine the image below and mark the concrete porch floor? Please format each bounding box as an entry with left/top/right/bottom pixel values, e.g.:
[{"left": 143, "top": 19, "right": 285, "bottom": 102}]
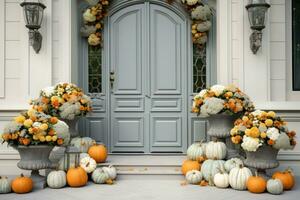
[{"left": 1, "top": 177, "right": 299, "bottom": 200}]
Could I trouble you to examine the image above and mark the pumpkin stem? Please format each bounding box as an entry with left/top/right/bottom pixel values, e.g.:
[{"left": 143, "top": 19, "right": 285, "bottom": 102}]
[
  {"left": 255, "top": 170, "right": 258, "bottom": 177},
  {"left": 86, "top": 162, "right": 90, "bottom": 168},
  {"left": 213, "top": 157, "right": 218, "bottom": 160},
  {"left": 20, "top": 173, "right": 24, "bottom": 177},
  {"left": 239, "top": 164, "right": 244, "bottom": 168}
]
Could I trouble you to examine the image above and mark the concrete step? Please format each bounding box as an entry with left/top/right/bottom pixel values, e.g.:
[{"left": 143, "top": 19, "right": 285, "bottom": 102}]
[{"left": 98, "top": 155, "right": 186, "bottom": 176}]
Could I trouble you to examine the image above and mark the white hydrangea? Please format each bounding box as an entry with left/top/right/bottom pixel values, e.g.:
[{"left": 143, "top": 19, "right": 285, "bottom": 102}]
[
  {"left": 41, "top": 86, "right": 55, "bottom": 97},
  {"left": 251, "top": 110, "right": 263, "bottom": 117},
  {"left": 53, "top": 120, "right": 70, "bottom": 145},
  {"left": 186, "top": 0, "right": 198, "bottom": 6},
  {"left": 200, "top": 97, "right": 224, "bottom": 116},
  {"left": 32, "top": 122, "right": 42, "bottom": 128},
  {"left": 59, "top": 102, "right": 81, "bottom": 120},
  {"left": 199, "top": 89, "right": 207, "bottom": 98},
  {"left": 266, "top": 127, "right": 280, "bottom": 141},
  {"left": 273, "top": 133, "right": 294, "bottom": 150},
  {"left": 83, "top": 9, "right": 96, "bottom": 22},
  {"left": 191, "top": 5, "right": 211, "bottom": 21},
  {"left": 241, "top": 135, "right": 262, "bottom": 152},
  {"left": 3, "top": 122, "right": 21, "bottom": 133},
  {"left": 210, "top": 85, "right": 226, "bottom": 96}
]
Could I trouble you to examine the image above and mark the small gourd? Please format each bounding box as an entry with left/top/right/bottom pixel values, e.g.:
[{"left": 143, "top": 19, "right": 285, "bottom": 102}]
[
  {"left": 80, "top": 157, "right": 97, "bottom": 173},
  {"left": 0, "top": 176, "right": 11, "bottom": 194},
  {"left": 102, "top": 165, "right": 117, "bottom": 180},
  {"left": 267, "top": 178, "right": 284, "bottom": 195},
  {"left": 11, "top": 174, "right": 33, "bottom": 194},
  {"left": 229, "top": 164, "right": 252, "bottom": 190},
  {"left": 201, "top": 159, "right": 225, "bottom": 182},
  {"left": 70, "top": 137, "right": 96, "bottom": 153},
  {"left": 187, "top": 142, "right": 206, "bottom": 162},
  {"left": 214, "top": 170, "right": 229, "bottom": 188},
  {"left": 272, "top": 168, "right": 295, "bottom": 190},
  {"left": 205, "top": 141, "right": 227, "bottom": 160},
  {"left": 92, "top": 168, "right": 110, "bottom": 184},
  {"left": 224, "top": 158, "right": 243, "bottom": 173},
  {"left": 185, "top": 170, "right": 202, "bottom": 184},
  {"left": 47, "top": 170, "right": 67, "bottom": 189},
  {"left": 246, "top": 171, "right": 267, "bottom": 193},
  {"left": 181, "top": 160, "right": 201, "bottom": 175}
]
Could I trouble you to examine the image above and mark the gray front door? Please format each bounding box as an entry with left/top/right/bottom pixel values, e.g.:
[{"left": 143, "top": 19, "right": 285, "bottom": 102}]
[{"left": 109, "top": 2, "right": 188, "bottom": 153}]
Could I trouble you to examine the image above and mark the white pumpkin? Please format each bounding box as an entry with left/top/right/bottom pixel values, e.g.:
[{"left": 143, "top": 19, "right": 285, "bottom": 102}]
[
  {"left": 214, "top": 171, "right": 229, "bottom": 188},
  {"left": 47, "top": 170, "right": 67, "bottom": 189},
  {"left": 80, "top": 157, "right": 97, "bottom": 173},
  {"left": 70, "top": 137, "right": 96, "bottom": 153},
  {"left": 58, "top": 153, "right": 90, "bottom": 171},
  {"left": 185, "top": 170, "right": 203, "bottom": 184},
  {"left": 205, "top": 141, "right": 227, "bottom": 160},
  {"left": 0, "top": 176, "right": 11, "bottom": 194},
  {"left": 229, "top": 165, "right": 252, "bottom": 190},
  {"left": 201, "top": 159, "right": 225, "bottom": 182},
  {"left": 92, "top": 168, "right": 110, "bottom": 184},
  {"left": 224, "top": 158, "right": 243, "bottom": 173},
  {"left": 102, "top": 165, "right": 117, "bottom": 180},
  {"left": 267, "top": 179, "right": 283, "bottom": 195},
  {"left": 187, "top": 142, "right": 206, "bottom": 161}
]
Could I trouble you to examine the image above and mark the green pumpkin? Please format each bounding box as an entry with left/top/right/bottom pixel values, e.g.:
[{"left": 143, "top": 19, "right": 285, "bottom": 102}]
[
  {"left": 201, "top": 159, "right": 225, "bottom": 182},
  {"left": 92, "top": 168, "right": 110, "bottom": 184},
  {"left": 267, "top": 179, "right": 283, "bottom": 195},
  {"left": 187, "top": 142, "right": 206, "bottom": 161},
  {"left": 224, "top": 158, "right": 243, "bottom": 173},
  {"left": 0, "top": 176, "right": 11, "bottom": 194}
]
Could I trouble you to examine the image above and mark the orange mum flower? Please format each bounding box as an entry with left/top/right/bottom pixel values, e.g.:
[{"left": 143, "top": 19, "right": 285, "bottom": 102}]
[{"left": 267, "top": 139, "right": 275, "bottom": 145}]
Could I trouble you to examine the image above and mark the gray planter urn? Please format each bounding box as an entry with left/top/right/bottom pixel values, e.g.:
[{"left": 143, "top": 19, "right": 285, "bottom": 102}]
[
  {"left": 15, "top": 145, "right": 55, "bottom": 189},
  {"left": 207, "top": 114, "right": 243, "bottom": 159},
  {"left": 244, "top": 145, "right": 279, "bottom": 178},
  {"left": 64, "top": 117, "right": 80, "bottom": 138}
]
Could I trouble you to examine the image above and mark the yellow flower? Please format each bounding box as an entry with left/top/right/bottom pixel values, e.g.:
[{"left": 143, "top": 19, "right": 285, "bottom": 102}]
[
  {"left": 23, "top": 119, "right": 33, "bottom": 128},
  {"left": 242, "top": 116, "right": 249, "bottom": 122},
  {"left": 28, "top": 128, "right": 34, "bottom": 134},
  {"left": 260, "top": 132, "right": 267, "bottom": 138},
  {"left": 265, "top": 119, "right": 273, "bottom": 127},
  {"left": 40, "top": 123, "right": 48, "bottom": 131},
  {"left": 267, "top": 111, "right": 276, "bottom": 118},
  {"left": 52, "top": 136, "right": 58, "bottom": 142},
  {"left": 57, "top": 88, "right": 65, "bottom": 93},
  {"left": 230, "top": 127, "right": 238, "bottom": 136},
  {"left": 33, "top": 135, "right": 39, "bottom": 140},
  {"left": 15, "top": 115, "right": 26, "bottom": 124},
  {"left": 249, "top": 127, "right": 260, "bottom": 138},
  {"left": 51, "top": 96, "right": 59, "bottom": 102},
  {"left": 245, "top": 129, "right": 251, "bottom": 136},
  {"left": 27, "top": 109, "right": 36, "bottom": 117},
  {"left": 39, "top": 136, "right": 46, "bottom": 142},
  {"left": 46, "top": 136, "right": 52, "bottom": 142}
]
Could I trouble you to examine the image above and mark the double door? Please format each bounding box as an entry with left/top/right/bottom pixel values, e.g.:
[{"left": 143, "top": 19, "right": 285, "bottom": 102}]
[{"left": 109, "top": 3, "right": 188, "bottom": 153}]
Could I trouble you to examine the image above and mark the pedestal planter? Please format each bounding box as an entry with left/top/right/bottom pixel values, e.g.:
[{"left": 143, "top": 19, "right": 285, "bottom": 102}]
[
  {"left": 15, "top": 145, "right": 55, "bottom": 189},
  {"left": 207, "top": 114, "right": 242, "bottom": 159},
  {"left": 64, "top": 117, "right": 80, "bottom": 138},
  {"left": 244, "top": 145, "right": 279, "bottom": 178}
]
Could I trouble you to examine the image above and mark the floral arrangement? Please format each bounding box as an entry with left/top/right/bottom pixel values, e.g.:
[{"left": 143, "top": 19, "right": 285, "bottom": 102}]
[
  {"left": 192, "top": 84, "right": 254, "bottom": 116},
  {"left": 80, "top": 0, "right": 110, "bottom": 46},
  {"left": 30, "top": 83, "right": 92, "bottom": 120},
  {"left": 180, "top": 0, "right": 212, "bottom": 47},
  {"left": 1, "top": 109, "right": 70, "bottom": 146},
  {"left": 230, "top": 110, "right": 297, "bottom": 152}
]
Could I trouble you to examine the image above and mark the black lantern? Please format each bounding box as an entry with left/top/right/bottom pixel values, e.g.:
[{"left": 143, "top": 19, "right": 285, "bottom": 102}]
[
  {"left": 63, "top": 146, "right": 80, "bottom": 171},
  {"left": 246, "top": 0, "right": 270, "bottom": 54},
  {"left": 20, "top": 0, "right": 46, "bottom": 53}
]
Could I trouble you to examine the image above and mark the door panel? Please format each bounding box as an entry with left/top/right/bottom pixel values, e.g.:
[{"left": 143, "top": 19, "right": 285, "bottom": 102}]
[{"left": 110, "top": 4, "right": 147, "bottom": 152}]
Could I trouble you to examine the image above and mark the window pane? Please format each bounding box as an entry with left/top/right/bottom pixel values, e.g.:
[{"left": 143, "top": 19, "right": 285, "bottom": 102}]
[
  {"left": 193, "top": 44, "right": 206, "bottom": 93},
  {"left": 293, "top": 0, "right": 300, "bottom": 91},
  {"left": 88, "top": 45, "right": 102, "bottom": 93}
]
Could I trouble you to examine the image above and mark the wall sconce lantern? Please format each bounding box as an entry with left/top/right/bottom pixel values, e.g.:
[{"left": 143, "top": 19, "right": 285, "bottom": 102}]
[
  {"left": 246, "top": 0, "right": 270, "bottom": 54},
  {"left": 20, "top": 0, "right": 46, "bottom": 54}
]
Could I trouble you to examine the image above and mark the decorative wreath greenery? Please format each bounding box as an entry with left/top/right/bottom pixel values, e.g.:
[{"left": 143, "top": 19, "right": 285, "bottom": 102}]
[{"left": 81, "top": 0, "right": 212, "bottom": 48}]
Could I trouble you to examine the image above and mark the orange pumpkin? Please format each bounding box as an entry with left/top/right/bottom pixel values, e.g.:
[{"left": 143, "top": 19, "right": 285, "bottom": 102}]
[
  {"left": 88, "top": 144, "right": 107, "bottom": 163},
  {"left": 181, "top": 160, "right": 201, "bottom": 175},
  {"left": 246, "top": 172, "right": 266, "bottom": 193},
  {"left": 11, "top": 174, "right": 33, "bottom": 194},
  {"left": 272, "top": 169, "right": 295, "bottom": 190},
  {"left": 66, "top": 167, "right": 88, "bottom": 187}
]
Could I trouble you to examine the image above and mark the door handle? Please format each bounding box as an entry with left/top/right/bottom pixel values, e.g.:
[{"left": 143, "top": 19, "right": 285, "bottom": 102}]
[
  {"left": 145, "top": 94, "right": 151, "bottom": 98},
  {"left": 110, "top": 71, "right": 115, "bottom": 92}
]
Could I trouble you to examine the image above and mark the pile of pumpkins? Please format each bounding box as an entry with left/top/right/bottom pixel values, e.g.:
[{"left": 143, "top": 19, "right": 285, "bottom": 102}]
[
  {"left": 182, "top": 140, "right": 295, "bottom": 195},
  {"left": 48, "top": 137, "right": 118, "bottom": 189},
  {"left": 0, "top": 137, "right": 118, "bottom": 194}
]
